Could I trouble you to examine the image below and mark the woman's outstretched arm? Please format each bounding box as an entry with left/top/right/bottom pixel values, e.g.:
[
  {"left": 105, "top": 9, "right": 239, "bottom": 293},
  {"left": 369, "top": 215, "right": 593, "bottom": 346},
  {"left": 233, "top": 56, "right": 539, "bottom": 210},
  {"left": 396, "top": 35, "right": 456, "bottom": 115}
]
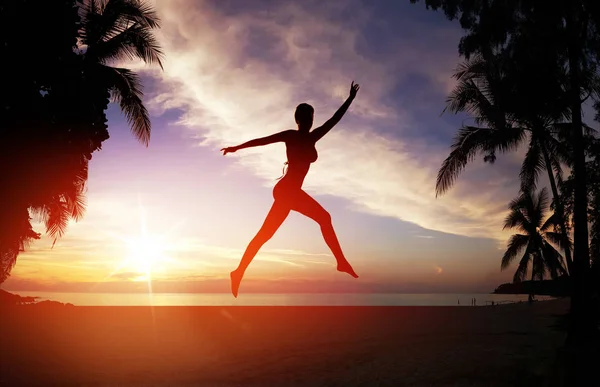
[
  {"left": 222, "top": 130, "right": 294, "bottom": 155},
  {"left": 311, "top": 81, "right": 360, "bottom": 142}
]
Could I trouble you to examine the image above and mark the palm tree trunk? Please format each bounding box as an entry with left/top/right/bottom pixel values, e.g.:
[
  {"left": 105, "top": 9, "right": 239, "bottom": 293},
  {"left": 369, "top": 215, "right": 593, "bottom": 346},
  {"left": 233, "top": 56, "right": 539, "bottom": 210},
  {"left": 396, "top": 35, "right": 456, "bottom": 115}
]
[
  {"left": 540, "top": 139, "right": 573, "bottom": 274},
  {"left": 530, "top": 265, "right": 535, "bottom": 301},
  {"left": 565, "top": 4, "right": 592, "bottom": 339}
]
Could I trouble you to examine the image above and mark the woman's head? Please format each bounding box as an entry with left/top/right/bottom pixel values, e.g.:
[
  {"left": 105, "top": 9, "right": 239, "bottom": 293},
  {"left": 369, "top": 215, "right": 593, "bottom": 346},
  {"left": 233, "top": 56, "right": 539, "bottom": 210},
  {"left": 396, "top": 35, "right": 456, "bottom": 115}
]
[{"left": 294, "top": 103, "right": 314, "bottom": 131}]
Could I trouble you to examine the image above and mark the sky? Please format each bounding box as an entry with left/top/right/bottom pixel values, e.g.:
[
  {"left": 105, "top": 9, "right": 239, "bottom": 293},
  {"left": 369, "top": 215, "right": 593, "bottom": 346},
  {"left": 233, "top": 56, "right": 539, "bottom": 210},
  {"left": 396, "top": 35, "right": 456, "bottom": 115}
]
[{"left": 3, "top": 0, "right": 541, "bottom": 294}]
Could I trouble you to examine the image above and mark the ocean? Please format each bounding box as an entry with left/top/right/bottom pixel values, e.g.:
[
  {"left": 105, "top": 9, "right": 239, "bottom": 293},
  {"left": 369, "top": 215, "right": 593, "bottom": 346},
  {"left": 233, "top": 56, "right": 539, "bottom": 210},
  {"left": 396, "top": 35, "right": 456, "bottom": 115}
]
[{"left": 9, "top": 291, "right": 554, "bottom": 306}]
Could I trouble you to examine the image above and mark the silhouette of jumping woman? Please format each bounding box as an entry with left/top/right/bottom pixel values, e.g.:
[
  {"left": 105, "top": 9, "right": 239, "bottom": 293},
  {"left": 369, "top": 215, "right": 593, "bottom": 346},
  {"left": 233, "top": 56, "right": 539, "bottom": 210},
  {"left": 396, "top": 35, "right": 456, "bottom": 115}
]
[{"left": 221, "top": 81, "right": 361, "bottom": 297}]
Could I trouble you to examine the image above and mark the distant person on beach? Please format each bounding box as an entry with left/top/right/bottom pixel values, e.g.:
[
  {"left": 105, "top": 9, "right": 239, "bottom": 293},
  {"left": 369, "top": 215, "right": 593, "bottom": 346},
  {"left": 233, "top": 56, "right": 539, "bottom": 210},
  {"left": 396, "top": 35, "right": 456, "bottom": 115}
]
[{"left": 221, "top": 82, "right": 361, "bottom": 297}]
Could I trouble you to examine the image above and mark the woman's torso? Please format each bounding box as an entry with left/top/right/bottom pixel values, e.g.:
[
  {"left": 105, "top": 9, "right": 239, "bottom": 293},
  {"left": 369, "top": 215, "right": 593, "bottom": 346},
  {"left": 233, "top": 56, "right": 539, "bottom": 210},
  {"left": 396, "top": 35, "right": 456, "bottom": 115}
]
[{"left": 276, "top": 131, "right": 318, "bottom": 191}]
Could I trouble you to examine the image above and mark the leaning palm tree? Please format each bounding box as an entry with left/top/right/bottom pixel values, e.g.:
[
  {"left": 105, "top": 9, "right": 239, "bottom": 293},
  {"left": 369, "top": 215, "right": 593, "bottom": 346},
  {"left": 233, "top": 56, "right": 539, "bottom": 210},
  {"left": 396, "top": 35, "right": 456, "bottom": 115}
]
[
  {"left": 79, "top": 0, "right": 164, "bottom": 146},
  {"left": 438, "top": 52, "right": 578, "bottom": 274},
  {"left": 501, "top": 188, "right": 568, "bottom": 285}
]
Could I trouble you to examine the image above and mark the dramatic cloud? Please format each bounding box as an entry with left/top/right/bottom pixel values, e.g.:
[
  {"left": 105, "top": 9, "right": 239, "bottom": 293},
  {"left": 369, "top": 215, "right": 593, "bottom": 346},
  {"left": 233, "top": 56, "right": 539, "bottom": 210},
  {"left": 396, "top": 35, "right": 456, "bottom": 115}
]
[
  {"left": 129, "top": 0, "right": 522, "bottom": 244},
  {"left": 5, "top": 0, "right": 531, "bottom": 294}
]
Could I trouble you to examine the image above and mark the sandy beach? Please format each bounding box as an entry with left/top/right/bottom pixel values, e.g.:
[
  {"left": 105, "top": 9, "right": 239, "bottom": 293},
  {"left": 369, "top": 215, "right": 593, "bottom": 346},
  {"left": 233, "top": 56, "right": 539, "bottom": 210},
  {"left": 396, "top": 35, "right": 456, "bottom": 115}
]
[{"left": 0, "top": 299, "right": 569, "bottom": 387}]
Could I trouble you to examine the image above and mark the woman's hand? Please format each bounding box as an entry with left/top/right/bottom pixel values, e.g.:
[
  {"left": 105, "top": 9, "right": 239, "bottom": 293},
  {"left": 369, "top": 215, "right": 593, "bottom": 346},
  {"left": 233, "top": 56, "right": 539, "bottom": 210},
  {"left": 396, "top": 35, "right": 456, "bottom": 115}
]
[
  {"left": 221, "top": 146, "right": 237, "bottom": 155},
  {"left": 349, "top": 81, "right": 360, "bottom": 99}
]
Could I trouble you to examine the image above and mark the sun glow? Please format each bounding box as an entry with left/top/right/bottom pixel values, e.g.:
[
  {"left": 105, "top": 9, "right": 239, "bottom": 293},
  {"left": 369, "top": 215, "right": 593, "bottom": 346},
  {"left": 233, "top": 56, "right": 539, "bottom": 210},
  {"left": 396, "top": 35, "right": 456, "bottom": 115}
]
[
  {"left": 124, "top": 236, "right": 167, "bottom": 275},
  {"left": 89, "top": 197, "right": 188, "bottom": 289}
]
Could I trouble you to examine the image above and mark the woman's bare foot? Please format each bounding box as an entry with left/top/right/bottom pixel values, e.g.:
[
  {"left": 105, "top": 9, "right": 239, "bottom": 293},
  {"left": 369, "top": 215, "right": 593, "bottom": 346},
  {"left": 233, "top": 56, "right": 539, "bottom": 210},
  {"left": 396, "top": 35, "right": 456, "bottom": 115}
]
[
  {"left": 230, "top": 270, "right": 243, "bottom": 298},
  {"left": 337, "top": 262, "right": 359, "bottom": 278}
]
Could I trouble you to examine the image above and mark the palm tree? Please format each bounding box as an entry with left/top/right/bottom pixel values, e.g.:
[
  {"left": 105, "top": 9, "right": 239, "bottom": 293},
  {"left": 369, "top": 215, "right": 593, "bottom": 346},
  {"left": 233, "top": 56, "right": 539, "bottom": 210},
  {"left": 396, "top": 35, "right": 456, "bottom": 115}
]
[
  {"left": 0, "top": 0, "right": 87, "bottom": 284},
  {"left": 411, "top": 0, "right": 600, "bottom": 344},
  {"left": 0, "top": 0, "right": 163, "bottom": 284},
  {"left": 79, "top": 0, "right": 164, "bottom": 146},
  {"left": 501, "top": 188, "right": 568, "bottom": 286},
  {"left": 33, "top": 0, "right": 164, "bottom": 247},
  {"left": 437, "top": 52, "right": 576, "bottom": 273},
  {"left": 41, "top": 0, "right": 164, "bottom": 239}
]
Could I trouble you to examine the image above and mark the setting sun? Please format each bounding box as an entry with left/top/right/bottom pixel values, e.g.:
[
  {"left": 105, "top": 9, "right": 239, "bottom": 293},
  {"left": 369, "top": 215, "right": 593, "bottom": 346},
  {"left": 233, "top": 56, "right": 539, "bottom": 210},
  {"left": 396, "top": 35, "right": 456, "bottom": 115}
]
[{"left": 124, "top": 236, "right": 167, "bottom": 276}]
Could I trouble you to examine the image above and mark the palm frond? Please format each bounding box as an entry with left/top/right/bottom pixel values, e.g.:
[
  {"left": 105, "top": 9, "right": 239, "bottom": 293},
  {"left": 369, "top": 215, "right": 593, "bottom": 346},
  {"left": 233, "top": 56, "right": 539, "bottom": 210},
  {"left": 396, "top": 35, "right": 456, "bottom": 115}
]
[
  {"left": 487, "top": 125, "right": 526, "bottom": 154},
  {"left": 445, "top": 54, "right": 517, "bottom": 129},
  {"left": 503, "top": 208, "right": 530, "bottom": 232},
  {"left": 580, "top": 70, "right": 600, "bottom": 103},
  {"left": 540, "top": 240, "right": 567, "bottom": 279},
  {"left": 435, "top": 126, "right": 488, "bottom": 196},
  {"left": 533, "top": 188, "right": 549, "bottom": 229},
  {"left": 540, "top": 212, "right": 559, "bottom": 232},
  {"left": 513, "top": 244, "right": 533, "bottom": 283},
  {"left": 0, "top": 249, "right": 19, "bottom": 284},
  {"left": 436, "top": 125, "right": 524, "bottom": 196},
  {"left": 93, "top": 22, "right": 163, "bottom": 68},
  {"left": 504, "top": 192, "right": 533, "bottom": 231},
  {"left": 79, "top": 0, "right": 103, "bottom": 45},
  {"left": 552, "top": 122, "right": 597, "bottom": 142},
  {"left": 104, "top": 66, "right": 151, "bottom": 145},
  {"left": 445, "top": 80, "right": 485, "bottom": 116},
  {"left": 64, "top": 175, "right": 88, "bottom": 221},
  {"left": 501, "top": 233, "right": 529, "bottom": 270},
  {"left": 531, "top": 252, "right": 547, "bottom": 281},
  {"left": 549, "top": 149, "right": 565, "bottom": 184},
  {"left": 445, "top": 80, "right": 506, "bottom": 129},
  {"left": 545, "top": 230, "right": 572, "bottom": 252},
  {"left": 44, "top": 196, "right": 71, "bottom": 241},
  {"left": 94, "top": 1, "right": 130, "bottom": 42},
  {"left": 519, "top": 136, "right": 544, "bottom": 192},
  {"left": 1, "top": 208, "right": 42, "bottom": 283},
  {"left": 451, "top": 54, "right": 487, "bottom": 82},
  {"left": 108, "top": 0, "right": 162, "bottom": 29}
]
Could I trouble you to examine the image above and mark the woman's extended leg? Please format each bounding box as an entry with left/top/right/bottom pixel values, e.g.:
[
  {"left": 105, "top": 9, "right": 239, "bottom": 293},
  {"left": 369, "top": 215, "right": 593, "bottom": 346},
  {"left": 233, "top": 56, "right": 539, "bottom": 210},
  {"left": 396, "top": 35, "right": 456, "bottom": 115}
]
[
  {"left": 290, "top": 190, "right": 358, "bottom": 278},
  {"left": 230, "top": 200, "right": 290, "bottom": 297}
]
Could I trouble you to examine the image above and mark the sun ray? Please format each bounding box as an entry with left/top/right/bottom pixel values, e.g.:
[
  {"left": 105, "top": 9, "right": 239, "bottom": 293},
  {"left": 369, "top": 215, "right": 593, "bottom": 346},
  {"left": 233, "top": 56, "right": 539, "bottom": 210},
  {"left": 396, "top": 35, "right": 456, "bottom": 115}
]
[{"left": 81, "top": 196, "right": 187, "bottom": 292}]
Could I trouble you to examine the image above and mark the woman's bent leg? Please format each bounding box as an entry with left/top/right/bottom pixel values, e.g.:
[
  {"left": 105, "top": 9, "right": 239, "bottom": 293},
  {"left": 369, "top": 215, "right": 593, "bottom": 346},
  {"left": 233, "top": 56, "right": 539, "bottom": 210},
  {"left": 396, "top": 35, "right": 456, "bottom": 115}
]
[
  {"left": 290, "top": 190, "right": 358, "bottom": 278},
  {"left": 231, "top": 200, "right": 290, "bottom": 297}
]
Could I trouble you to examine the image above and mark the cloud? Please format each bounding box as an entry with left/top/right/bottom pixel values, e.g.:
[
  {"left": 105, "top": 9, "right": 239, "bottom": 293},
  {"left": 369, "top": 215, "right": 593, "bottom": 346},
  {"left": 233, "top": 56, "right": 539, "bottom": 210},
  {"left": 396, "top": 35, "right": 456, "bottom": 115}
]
[
  {"left": 125, "top": 0, "right": 522, "bottom": 244},
  {"left": 111, "top": 271, "right": 142, "bottom": 280}
]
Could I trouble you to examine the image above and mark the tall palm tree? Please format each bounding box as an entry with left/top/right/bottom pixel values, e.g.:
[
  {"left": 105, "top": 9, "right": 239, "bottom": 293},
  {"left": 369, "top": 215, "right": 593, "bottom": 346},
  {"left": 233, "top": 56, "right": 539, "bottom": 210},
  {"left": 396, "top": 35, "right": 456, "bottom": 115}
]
[
  {"left": 501, "top": 188, "right": 568, "bottom": 284},
  {"left": 437, "top": 52, "right": 577, "bottom": 273}
]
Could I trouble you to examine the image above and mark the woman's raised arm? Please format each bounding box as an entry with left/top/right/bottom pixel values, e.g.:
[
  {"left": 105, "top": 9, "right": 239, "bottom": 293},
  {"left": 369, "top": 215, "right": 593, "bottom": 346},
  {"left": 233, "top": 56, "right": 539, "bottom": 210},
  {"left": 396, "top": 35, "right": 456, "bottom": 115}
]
[{"left": 311, "top": 81, "right": 360, "bottom": 142}]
